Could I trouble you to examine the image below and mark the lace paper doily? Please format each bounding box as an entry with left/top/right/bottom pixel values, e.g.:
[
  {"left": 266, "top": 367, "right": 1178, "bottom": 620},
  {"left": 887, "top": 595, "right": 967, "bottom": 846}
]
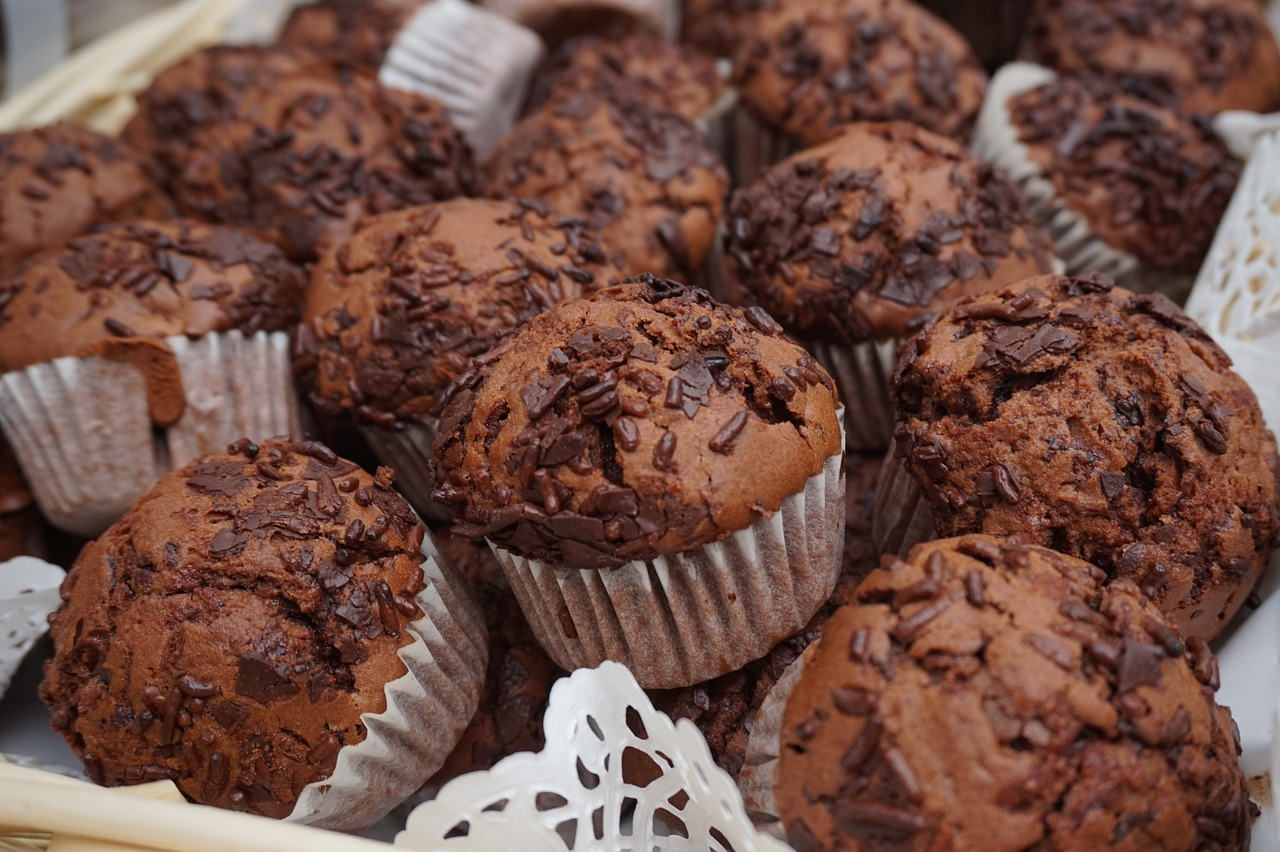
[
  {"left": 396, "top": 662, "right": 792, "bottom": 852},
  {"left": 0, "top": 557, "right": 65, "bottom": 700}
]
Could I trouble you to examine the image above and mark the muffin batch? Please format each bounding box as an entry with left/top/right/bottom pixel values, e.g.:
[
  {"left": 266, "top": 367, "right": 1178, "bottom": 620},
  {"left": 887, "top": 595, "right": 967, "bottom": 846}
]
[{"left": 0, "top": 0, "right": 1277, "bottom": 847}]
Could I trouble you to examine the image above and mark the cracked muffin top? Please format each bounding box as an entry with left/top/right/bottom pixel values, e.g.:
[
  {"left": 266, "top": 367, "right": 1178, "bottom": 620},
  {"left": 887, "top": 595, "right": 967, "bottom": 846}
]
[
  {"left": 294, "top": 198, "right": 621, "bottom": 428},
  {"left": 1023, "top": 0, "right": 1280, "bottom": 114},
  {"left": 40, "top": 439, "right": 428, "bottom": 818},
  {"left": 485, "top": 94, "right": 728, "bottom": 280},
  {"left": 123, "top": 44, "right": 477, "bottom": 262},
  {"left": 0, "top": 123, "right": 169, "bottom": 274},
  {"left": 432, "top": 276, "right": 842, "bottom": 568},
  {"left": 732, "top": 0, "right": 988, "bottom": 146},
  {"left": 726, "top": 122, "right": 1054, "bottom": 344},
  {"left": 775, "top": 534, "right": 1251, "bottom": 852},
  {"left": 892, "top": 273, "right": 1279, "bottom": 641}
]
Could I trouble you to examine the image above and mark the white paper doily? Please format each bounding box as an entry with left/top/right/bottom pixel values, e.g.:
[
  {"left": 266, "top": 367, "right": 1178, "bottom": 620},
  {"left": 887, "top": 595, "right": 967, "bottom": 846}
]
[
  {"left": 0, "top": 557, "right": 64, "bottom": 700},
  {"left": 396, "top": 662, "right": 792, "bottom": 852}
]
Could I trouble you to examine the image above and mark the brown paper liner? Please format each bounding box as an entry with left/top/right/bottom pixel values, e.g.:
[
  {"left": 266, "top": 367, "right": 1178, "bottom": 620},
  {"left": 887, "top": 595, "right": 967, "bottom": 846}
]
[
  {"left": 721, "top": 105, "right": 799, "bottom": 189},
  {"left": 489, "top": 447, "right": 845, "bottom": 689},
  {"left": 870, "top": 438, "right": 937, "bottom": 557},
  {"left": 804, "top": 336, "right": 900, "bottom": 452}
]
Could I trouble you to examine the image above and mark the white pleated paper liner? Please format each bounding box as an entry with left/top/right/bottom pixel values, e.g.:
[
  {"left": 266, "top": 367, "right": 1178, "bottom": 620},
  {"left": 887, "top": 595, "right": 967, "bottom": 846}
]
[
  {"left": 0, "top": 330, "right": 302, "bottom": 537},
  {"left": 379, "top": 0, "right": 545, "bottom": 160},
  {"left": 489, "top": 438, "right": 846, "bottom": 690},
  {"left": 396, "top": 661, "right": 790, "bottom": 852},
  {"left": 971, "top": 62, "right": 1193, "bottom": 299},
  {"left": 0, "top": 557, "right": 65, "bottom": 701},
  {"left": 290, "top": 529, "right": 488, "bottom": 831},
  {"left": 360, "top": 418, "right": 451, "bottom": 523},
  {"left": 719, "top": 106, "right": 801, "bottom": 193},
  {"left": 737, "top": 642, "right": 813, "bottom": 837},
  {"left": 805, "top": 336, "right": 900, "bottom": 453},
  {"left": 870, "top": 436, "right": 937, "bottom": 559}
]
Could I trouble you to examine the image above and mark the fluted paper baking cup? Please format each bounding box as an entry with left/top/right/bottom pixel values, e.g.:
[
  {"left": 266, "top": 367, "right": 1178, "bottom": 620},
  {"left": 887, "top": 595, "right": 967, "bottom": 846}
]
[
  {"left": 489, "top": 441, "right": 845, "bottom": 690},
  {"left": 971, "top": 63, "right": 1189, "bottom": 299},
  {"left": 804, "top": 336, "right": 900, "bottom": 452},
  {"left": 0, "top": 330, "right": 302, "bottom": 537},
  {"left": 290, "top": 529, "right": 487, "bottom": 831},
  {"left": 737, "top": 641, "right": 814, "bottom": 836},
  {"left": 723, "top": 106, "right": 800, "bottom": 190},
  {"left": 870, "top": 437, "right": 937, "bottom": 558},
  {"left": 361, "top": 418, "right": 451, "bottom": 522}
]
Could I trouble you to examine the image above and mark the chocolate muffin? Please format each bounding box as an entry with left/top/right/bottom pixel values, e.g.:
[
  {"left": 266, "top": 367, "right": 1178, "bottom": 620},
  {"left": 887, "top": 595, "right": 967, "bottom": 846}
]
[
  {"left": 886, "top": 273, "right": 1279, "bottom": 642},
  {"left": 433, "top": 276, "right": 845, "bottom": 688},
  {"left": 681, "top": 0, "right": 774, "bottom": 58},
  {"left": 651, "top": 450, "right": 883, "bottom": 776},
  {"left": 767, "top": 534, "right": 1251, "bottom": 851},
  {"left": 0, "top": 124, "right": 168, "bottom": 274},
  {"left": 39, "top": 439, "right": 486, "bottom": 828},
  {"left": 525, "top": 30, "right": 727, "bottom": 124},
  {"left": 0, "top": 434, "right": 41, "bottom": 562},
  {"left": 918, "top": 0, "right": 1033, "bottom": 68},
  {"left": 732, "top": 0, "right": 989, "bottom": 148},
  {"left": 975, "top": 68, "right": 1241, "bottom": 297},
  {"left": 485, "top": 95, "right": 729, "bottom": 279},
  {"left": 1022, "top": 0, "right": 1280, "bottom": 114},
  {"left": 294, "top": 198, "right": 621, "bottom": 514},
  {"left": 0, "top": 219, "right": 306, "bottom": 536},
  {"left": 123, "top": 45, "right": 478, "bottom": 262},
  {"left": 726, "top": 121, "right": 1055, "bottom": 449},
  {"left": 277, "top": 0, "right": 424, "bottom": 71},
  {"left": 0, "top": 220, "right": 303, "bottom": 374}
]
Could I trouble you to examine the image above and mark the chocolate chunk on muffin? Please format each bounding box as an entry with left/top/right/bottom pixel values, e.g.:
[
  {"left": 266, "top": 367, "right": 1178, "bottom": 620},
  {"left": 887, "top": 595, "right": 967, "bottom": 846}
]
[
  {"left": 0, "top": 220, "right": 303, "bottom": 373},
  {"left": 726, "top": 121, "right": 1054, "bottom": 449},
  {"left": 732, "top": 0, "right": 988, "bottom": 148},
  {"left": 887, "top": 273, "right": 1279, "bottom": 641},
  {"left": 767, "top": 534, "right": 1251, "bottom": 851},
  {"left": 40, "top": 439, "right": 486, "bottom": 828},
  {"left": 433, "top": 276, "right": 845, "bottom": 687},
  {"left": 294, "top": 198, "right": 621, "bottom": 514},
  {"left": 1022, "top": 0, "right": 1280, "bottom": 114},
  {"left": 277, "top": 0, "right": 424, "bottom": 71},
  {"left": 123, "top": 45, "right": 478, "bottom": 261},
  {"left": 485, "top": 95, "right": 728, "bottom": 279},
  {"left": 0, "top": 124, "right": 169, "bottom": 274},
  {"left": 525, "top": 30, "right": 727, "bottom": 123}
]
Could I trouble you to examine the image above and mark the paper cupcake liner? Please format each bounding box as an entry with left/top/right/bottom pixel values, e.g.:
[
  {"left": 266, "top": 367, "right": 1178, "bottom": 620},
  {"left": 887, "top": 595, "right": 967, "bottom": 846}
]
[
  {"left": 0, "top": 330, "right": 302, "bottom": 537},
  {"left": 803, "top": 337, "right": 899, "bottom": 453},
  {"left": 360, "top": 418, "right": 452, "bottom": 522},
  {"left": 379, "top": 0, "right": 545, "bottom": 159},
  {"left": 289, "top": 530, "right": 488, "bottom": 831},
  {"left": 870, "top": 438, "right": 937, "bottom": 558},
  {"left": 737, "top": 642, "right": 814, "bottom": 837},
  {"left": 0, "top": 557, "right": 66, "bottom": 701},
  {"left": 971, "top": 63, "right": 1191, "bottom": 299},
  {"left": 489, "top": 439, "right": 845, "bottom": 690}
]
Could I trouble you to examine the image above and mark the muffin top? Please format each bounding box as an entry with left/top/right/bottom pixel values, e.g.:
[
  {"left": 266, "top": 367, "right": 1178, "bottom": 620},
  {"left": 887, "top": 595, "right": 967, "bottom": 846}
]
[
  {"left": 39, "top": 439, "right": 428, "bottom": 817},
  {"left": 0, "top": 123, "right": 169, "bottom": 275},
  {"left": 433, "top": 276, "right": 843, "bottom": 568},
  {"left": 732, "top": 0, "right": 988, "bottom": 147},
  {"left": 295, "top": 198, "right": 621, "bottom": 427},
  {"left": 1023, "top": 0, "right": 1280, "bottom": 114},
  {"left": 0, "top": 220, "right": 304, "bottom": 373},
  {"left": 1009, "top": 74, "right": 1241, "bottom": 273},
  {"left": 277, "top": 0, "right": 424, "bottom": 71},
  {"left": 681, "top": 0, "right": 776, "bottom": 58},
  {"left": 525, "top": 30, "right": 727, "bottom": 123},
  {"left": 485, "top": 94, "right": 728, "bottom": 279},
  {"left": 123, "top": 45, "right": 478, "bottom": 262},
  {"left": 892, "top": 273, "right": 1279, "bottom": 641},
  {"left": 726, "top": 122, "right": 1054, "bottom": 344},
  {"left": 775, "top": 534, "right": 1250, "bottom": 851}
]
